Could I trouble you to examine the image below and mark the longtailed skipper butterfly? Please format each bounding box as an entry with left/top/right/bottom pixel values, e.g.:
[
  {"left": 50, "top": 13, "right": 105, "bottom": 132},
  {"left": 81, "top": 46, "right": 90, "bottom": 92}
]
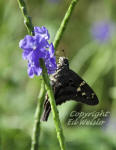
[{"left": 41, "top": 57, "right": 99, "bottom": 121}]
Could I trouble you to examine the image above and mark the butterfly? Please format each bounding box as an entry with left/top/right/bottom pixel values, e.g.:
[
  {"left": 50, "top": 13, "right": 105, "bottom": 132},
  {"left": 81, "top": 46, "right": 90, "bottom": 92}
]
[{"left": 41, "top": 57, "right": 99, "bottom": 121}]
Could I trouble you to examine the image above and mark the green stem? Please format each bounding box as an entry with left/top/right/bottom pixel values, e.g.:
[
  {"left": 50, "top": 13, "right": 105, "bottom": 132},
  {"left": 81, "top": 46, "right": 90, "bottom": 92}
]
[
  {"left": 40, "top": 59, "right": 66, "bottom": 150},
  {"left": 17, "top": 1, "right": 45, "bottom": 150},
  {"left": 31, "top": 81, "right": 46, "bottom": 150},
  {"left": 17, "top": 0, "right": 34, "bottom": 35},
  {"left": 53, "top": 0, "right": 79, "bottom": 50}
]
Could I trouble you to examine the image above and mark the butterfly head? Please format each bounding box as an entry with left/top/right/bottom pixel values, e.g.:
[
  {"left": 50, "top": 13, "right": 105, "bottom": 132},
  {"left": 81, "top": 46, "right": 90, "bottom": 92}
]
[{"left": 57, "top": 57, "right": 69, "bottom": 69}]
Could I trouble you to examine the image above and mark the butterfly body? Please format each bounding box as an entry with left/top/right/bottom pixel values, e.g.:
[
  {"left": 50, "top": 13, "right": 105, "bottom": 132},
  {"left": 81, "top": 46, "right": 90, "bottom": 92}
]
[{"left": 41, "top": 57, "right": 99, "bottom": 121}]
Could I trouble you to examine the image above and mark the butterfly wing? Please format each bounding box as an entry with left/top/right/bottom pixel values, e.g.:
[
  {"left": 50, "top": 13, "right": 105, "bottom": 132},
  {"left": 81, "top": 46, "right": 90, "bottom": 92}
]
[
  {"left": 55, "top": 69, "right": 99, "bottom": 105},
  {"left": 41, "top": 66, "right": 99, "bottom": 121}
]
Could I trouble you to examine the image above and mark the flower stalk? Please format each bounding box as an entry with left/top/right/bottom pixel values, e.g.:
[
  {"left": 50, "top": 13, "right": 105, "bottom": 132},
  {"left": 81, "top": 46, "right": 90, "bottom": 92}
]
[
  {"left": 53, "top": 0, "right": 79, "bottom": 50},
  {"left": 17, "top": 1, "right": 46, "bottom": 150},
  {"left": 31, "top": 80, "right": 45, "bottom": 150},
  {"left": 17, "top": 0, "right": 34, "bottom": 35},
  {"left": 39, "top": 58, "right": 66, "bottom": 150}
]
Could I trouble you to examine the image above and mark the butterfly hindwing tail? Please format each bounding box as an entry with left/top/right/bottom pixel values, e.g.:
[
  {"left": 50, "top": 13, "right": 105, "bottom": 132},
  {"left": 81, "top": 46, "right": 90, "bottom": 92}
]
[{"left": 41, "top": 98, "right": 51, "bottom": 121}]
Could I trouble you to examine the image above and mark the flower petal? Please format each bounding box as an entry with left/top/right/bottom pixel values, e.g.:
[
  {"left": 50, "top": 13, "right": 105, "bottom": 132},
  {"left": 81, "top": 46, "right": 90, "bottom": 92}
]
[
  {"left": 27, "top": 66, "right": 34, "bottom": 78},
  {"left": 48, "top": 43, "right": 55, "bottom": 57},
  {"left": 34, "top": 26, "right": 50, "bottom": 40}
]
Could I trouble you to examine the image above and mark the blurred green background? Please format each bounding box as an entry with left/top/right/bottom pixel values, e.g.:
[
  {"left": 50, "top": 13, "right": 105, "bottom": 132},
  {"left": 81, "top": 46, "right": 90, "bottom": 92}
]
[{"left": 0, "top": 0, "right": 116, "bottom": 150}]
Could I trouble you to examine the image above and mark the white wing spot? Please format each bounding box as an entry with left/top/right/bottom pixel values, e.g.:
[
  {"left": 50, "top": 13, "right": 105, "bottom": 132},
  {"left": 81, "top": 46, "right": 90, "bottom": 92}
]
[
  {"left": 91, "top": 93, "right": 95, "bottom": 99},
  {"left": 77, "top": 87, "right": 81, "bottom": 92},
  {"left": 82, "top": 92, "right": 86, "bottom": 96},
  {"left": 80, "top": 81, "right": 86, "bottom": 86}
]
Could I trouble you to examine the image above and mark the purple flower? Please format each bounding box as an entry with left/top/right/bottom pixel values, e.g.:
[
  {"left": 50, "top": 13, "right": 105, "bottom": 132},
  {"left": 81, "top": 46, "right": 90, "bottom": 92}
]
[
  {"left": 19, "top": 26, "right": 57, "bottom": 78},
  {"left": 91, "top": 21, "right": 115, "bottom": 42}
]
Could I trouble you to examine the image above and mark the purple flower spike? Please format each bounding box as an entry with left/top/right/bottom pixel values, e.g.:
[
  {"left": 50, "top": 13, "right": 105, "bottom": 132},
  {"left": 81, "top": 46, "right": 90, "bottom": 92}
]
[
  {"left": 19, "top": 26, "right": 57, "bottom": 78},
  {"left": 34, "top": 26, "right": 50, "bottom": 40},
  {"left": 91, "top": 21, "right": 115, "bottom": 42}
]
